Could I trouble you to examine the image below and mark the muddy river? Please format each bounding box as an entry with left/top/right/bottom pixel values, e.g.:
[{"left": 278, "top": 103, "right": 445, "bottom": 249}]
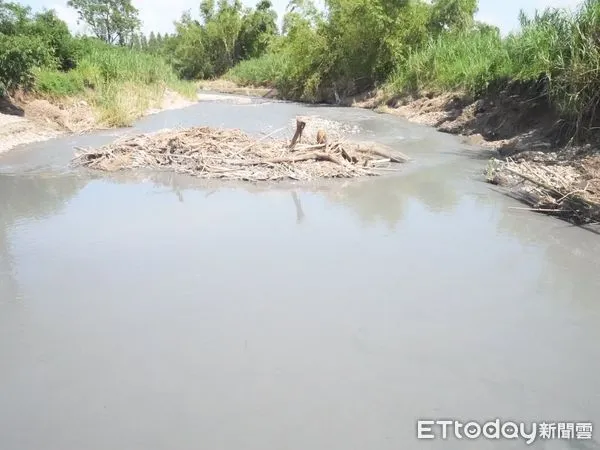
[{"left": 1, "top": 94, "right": 600, "bottom": 450}]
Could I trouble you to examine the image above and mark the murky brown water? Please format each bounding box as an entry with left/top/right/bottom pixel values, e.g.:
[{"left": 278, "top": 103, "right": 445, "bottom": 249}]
[{"left": 1, "top": 94, "right": 600, "bottom": 450}]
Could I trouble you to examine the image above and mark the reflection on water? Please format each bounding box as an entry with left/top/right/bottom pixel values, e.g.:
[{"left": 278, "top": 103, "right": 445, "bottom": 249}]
[
  {"left": 98, "top": 160, "right": 468, "bottom": 232},
  {"left": 317, "top": 163, "right": 464, "bottom": 229},
  {"left": 0, "top": 173, "right": 88, "bottom": 303},
  {"left": 291, "top": 191, "right": 305, "bottom": 225},
  {"left": 1, "top": 167, "right": 599, "bottom": 450}
]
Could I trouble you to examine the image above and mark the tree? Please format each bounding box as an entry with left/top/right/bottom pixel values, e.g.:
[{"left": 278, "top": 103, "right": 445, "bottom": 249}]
[
  {"left": 30, "top": 9, "right": 79, "bottom": 70},
  {"left": 166, "top": 11, "right": 213, "bottom": 78},
  {"left": 428, "top": 0, "right": 479, "bottom": 33},
  {"left": 140, "top": 32, "right": 148, "bottom": 49},
  {"left": 200, "top": 0, "right": 215, "bottom": 22},
  {"left": 283, "top": 0, "right": 322, "bottom": 33},
  {"left": 204, "top": 0, "right": 244, "bottom": 71},
  {"left": 66, "top": 0, "right": 141, "bottom": 46},
  {"left": 236, "top": 0, "right": 277, "bottom": 59},
  {"left": 129, "top": 32, "right": 141, "bottom": 49},
  {"left": 148, "top": 30, "right": 157, "bottom": 52}
]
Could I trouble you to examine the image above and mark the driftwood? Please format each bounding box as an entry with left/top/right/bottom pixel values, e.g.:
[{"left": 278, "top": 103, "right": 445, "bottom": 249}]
[
  {"left": 236, "top": 152, "right": 347, "bottom": 167},
  {"left": 355, "top": 145, "right": 411, "bottom": 163},
  {"left": 72, "top": 121, "right": 410, "bottom": 182},
  {"left": 488, "top": 157, "right": 600, "bottom": 224}
]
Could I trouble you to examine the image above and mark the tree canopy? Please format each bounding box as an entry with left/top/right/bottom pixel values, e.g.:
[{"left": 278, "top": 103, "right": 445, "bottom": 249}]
[{"left": 67, "top": 0, "right": 141, "bottom": 45}]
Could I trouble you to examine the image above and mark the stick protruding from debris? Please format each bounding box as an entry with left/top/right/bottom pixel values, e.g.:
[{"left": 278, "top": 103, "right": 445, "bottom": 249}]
[{"left": 289, "top": 117, "right": 306, "bottom": 150}]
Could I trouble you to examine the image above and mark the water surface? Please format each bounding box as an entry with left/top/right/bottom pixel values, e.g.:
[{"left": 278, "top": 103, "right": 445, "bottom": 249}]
[{"left": 1, "top": 95, "right": 599, "bottom": 450}]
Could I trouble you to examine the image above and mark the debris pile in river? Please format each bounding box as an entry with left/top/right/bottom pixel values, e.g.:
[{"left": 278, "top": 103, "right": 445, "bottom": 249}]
[
  {"left": 71, "top": 117, "right": 410, "bottom": 182},
  {"left": 487, "top": 154, "right": 600, "bottom": 224}
]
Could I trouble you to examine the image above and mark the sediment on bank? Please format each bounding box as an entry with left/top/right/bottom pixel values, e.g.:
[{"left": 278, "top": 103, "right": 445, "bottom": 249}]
[
  {"left": 370, "top": 89, "right": 600, "bottom": 224},
  {"left": 71, "top": 116, "right": 410, "bottom": 182},
  {"left": 0, "top": 87, "right": 197, "bottom": 154},
  {"left": 310, "top": 79, "right": 598, "bottom": 225},
  {"left": 373, "top": 82, "right": 600, "bottom": 224}
]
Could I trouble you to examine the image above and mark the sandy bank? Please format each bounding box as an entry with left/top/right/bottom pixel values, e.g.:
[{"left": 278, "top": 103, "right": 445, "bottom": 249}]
[{"left": 0, "top": 89, "right": 197, "bottom": 155}]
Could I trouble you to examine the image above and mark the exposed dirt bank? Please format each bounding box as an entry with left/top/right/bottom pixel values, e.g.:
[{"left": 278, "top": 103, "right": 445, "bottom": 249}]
[
  {"left": 353, "top": 88, "right": 600, "bottom": 225},
  {"left": 0, "top": 89, "right": 197, "bottom": 154}
]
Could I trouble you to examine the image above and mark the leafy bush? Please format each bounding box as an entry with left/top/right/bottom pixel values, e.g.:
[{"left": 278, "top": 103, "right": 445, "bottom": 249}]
[
  {"left": 225, "top": 52, "right": 287, "bottom": 87},
  {"left": 0, "top": 2, "right": 78, "bottom": 92},
  {"left": 0, "top": 35, "right": 51, "bottom": 92}
]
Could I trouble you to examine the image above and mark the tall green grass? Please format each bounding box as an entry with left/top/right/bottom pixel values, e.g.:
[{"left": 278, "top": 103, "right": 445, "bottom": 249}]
[
  {"left": 384, "top": 0, "right": 600, "bottom": 139},
  {"left": 385, "top": 28, "right": 511, "bottom": 96},
  {"left": 33, "top": 40, "right": 197, "bottom": 126},
  {"left": 224, "top": 52, "right": 287, "bottom": 87}
]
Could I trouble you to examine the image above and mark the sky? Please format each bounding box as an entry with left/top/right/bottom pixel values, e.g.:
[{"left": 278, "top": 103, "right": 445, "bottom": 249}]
[{"left": 22, "top": 0, "right": 583, "bottom": 37}]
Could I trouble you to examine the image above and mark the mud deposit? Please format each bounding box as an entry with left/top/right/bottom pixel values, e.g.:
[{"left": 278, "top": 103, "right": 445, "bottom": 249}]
[{"left": 1, "top": 94, "right": 600, "bottom": 450}]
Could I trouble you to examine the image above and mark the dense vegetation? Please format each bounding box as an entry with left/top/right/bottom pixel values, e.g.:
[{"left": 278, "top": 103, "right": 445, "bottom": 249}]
[{"left": 226, "top": 0, "right": 599, "bottom": 141}]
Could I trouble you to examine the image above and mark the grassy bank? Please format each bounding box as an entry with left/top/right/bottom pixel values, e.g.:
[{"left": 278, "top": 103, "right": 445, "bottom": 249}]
[
  {"left": 225, "top": 0, "right": 599, "bottom": 144},
  {"left": 0, "top": 2, "right": 197, "bottom": 129},
  {"left": 32, "top": 43, "right": 197, "bottom": 127}
]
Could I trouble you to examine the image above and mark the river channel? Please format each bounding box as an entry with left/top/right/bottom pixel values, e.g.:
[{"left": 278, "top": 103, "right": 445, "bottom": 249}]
[{"left": 1, "top": 93, "right": 599, "bottom": 450}]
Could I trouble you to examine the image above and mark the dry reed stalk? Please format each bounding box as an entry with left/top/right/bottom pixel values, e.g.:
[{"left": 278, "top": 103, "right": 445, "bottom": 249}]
[{"left": 489, "top": 157, "right": 600, "bottom": 224}]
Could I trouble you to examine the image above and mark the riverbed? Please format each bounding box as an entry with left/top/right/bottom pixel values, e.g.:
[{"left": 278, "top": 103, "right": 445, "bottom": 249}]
[{"left": 1, "top": 93, "right": 600, "bottom": 450}]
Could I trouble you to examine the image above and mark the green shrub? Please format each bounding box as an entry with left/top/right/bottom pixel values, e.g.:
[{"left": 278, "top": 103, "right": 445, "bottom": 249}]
[
  {"left": 225, "top": 52, "right": 287, "bottom": 87},
  {"left": 33, "top": 68, "right": 86, "bottom": 96},
  {"left": 0, "top": 34, "right": 51, "bottom": 93}
]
